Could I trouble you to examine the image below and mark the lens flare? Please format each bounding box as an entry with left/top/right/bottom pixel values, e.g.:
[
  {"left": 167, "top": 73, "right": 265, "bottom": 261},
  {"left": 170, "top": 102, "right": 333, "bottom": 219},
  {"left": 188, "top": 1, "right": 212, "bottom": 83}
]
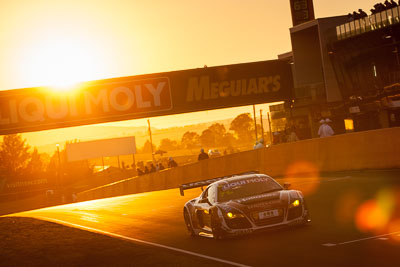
[
  {"left": 355, "top": 188, "right": 398, "bottom": 233},
  {"left": 284, "top": 161, "right": 320, "bottom": 196},
  {"left": 355, "top": 200, "right": 388, "bottom": 232}
]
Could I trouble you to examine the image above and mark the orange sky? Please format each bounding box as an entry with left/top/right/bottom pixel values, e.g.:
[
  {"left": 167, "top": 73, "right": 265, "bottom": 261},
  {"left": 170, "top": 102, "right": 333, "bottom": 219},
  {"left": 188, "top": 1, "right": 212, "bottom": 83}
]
[{"left": 0, "top": 0, "right": 379, "bottom": 148}]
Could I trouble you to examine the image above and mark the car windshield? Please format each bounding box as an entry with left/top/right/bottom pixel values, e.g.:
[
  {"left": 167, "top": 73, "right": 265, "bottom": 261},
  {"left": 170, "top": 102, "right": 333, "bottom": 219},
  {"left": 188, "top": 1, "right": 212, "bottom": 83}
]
[{"left": 217, "top": 176, "right": 282, "bottom": 202}]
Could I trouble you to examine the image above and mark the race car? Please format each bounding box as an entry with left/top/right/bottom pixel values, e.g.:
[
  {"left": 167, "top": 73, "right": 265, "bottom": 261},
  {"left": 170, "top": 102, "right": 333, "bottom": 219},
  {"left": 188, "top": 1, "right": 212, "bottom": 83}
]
[{"left": 180, "top": 172, "right": 310, "bottom": 239}]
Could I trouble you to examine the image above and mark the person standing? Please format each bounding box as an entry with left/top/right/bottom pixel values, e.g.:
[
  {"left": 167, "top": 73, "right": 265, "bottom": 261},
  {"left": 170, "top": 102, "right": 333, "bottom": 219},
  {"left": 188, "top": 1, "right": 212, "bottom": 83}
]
[
  {"left": 324, "top": 118, "right": 334, "bottom": 137},
  {"left": 318, "top": 119, "right": 334, "bottom": 138},
  {"left": 318, "top": 119, "right": 326, "bottom": 138},
  {"left": 287, "top": 127, "right": 299, "bottom": 142},
  {"left": 158, "top": 162, "right": 165, "bottom": 171},
  {"left": 168, "top": 157, "right": 178, "bottom": 168},
  {"left": 150, "top": 163, "right": 156, "bottom": 173},
  {"left": 198, "top": 148, "right": 209, "bottom": 161}
]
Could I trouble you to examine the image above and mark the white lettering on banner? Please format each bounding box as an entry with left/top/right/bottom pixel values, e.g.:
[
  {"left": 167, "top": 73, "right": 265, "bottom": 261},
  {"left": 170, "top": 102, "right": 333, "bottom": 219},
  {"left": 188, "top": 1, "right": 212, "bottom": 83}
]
[
  {"left": 0, "top": 78, "right": 171, "bottom": 129},
  {"left": 10, "top": 100, "right": 19, "bottom": 123},
  {"left": 0, "top": 110, "right": 10, "bottom": 125},
  {"left": 109, "top": 86, "right": 134, "bottom": 111},
  {"left": 145, "top": 82, "right": 165, "bottom": 106},
  {"left": 45, "top": 96, "right": 69, "bottom": 119},
  {"left": 135, "top": 85, "right": 150, "bottom": 108},
  {"left": 68, "top": 95, "right": 78, "bottom": 116},
  {"left": 19, "top": 97, "right": 45, "bottom": 122},
  {"left": 186, "top": 75, "right": 281, "bottom": 102},
  {"left": 84, "top": 89, "right": 109, "bottom": 114}
]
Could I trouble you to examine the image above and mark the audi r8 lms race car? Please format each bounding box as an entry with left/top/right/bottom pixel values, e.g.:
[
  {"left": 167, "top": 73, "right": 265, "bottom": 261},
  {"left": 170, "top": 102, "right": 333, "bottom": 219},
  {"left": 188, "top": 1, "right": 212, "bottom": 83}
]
[{"left": 180, "top": 172, "right": 310, "bottom": 239}]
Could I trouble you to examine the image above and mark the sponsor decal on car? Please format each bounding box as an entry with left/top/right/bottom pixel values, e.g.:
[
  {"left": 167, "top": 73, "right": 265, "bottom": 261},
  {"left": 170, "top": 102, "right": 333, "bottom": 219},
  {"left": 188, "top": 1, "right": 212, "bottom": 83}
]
[
  {"left": 234, "top": 192, "right": 280, "bottom": 204},
  {"left": 246, "top": 199, "right": 282, "bottom": 210},
  {"left": 221, "top": 177, "right": 269, "bottom": 191}
]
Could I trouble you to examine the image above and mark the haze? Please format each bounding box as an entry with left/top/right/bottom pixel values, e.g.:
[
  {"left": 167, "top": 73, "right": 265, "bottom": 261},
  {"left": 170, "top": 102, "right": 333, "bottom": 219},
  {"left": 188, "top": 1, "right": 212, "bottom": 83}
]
[{"left": 0, "top": 0, "right": 379, "bottom": 147}]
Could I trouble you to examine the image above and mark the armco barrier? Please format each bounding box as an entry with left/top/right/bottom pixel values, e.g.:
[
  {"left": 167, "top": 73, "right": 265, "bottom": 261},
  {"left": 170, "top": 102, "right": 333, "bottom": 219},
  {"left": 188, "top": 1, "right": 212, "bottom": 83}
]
[{"left": 78, "top": 127, "right": 400, "bottom": 201}]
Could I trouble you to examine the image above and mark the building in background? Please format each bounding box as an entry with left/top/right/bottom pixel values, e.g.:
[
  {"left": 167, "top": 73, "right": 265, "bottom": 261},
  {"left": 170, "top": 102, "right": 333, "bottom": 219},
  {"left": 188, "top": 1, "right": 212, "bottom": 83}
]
[{"left": 274, "top": 3, "right": 400, "bottom": 139}]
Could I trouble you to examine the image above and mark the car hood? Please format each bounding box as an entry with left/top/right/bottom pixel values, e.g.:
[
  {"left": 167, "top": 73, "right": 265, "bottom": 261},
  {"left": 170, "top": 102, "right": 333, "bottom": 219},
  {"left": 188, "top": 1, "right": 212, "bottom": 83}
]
[{"left": 219, "top": 190, "right": 290, "bottom": 213}]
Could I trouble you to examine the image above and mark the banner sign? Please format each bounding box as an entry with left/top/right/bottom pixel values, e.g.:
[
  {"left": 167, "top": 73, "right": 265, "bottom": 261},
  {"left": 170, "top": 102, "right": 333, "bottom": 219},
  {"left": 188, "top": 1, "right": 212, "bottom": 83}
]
[
  {"left": 0, "top": 60, "right": 293, "bottom": 134},
  {"left": 290, "top": 0, "right": 315, "bottom": 26},
  {"left": 66, "top": 136, "right": 136, "bottom": 161}
]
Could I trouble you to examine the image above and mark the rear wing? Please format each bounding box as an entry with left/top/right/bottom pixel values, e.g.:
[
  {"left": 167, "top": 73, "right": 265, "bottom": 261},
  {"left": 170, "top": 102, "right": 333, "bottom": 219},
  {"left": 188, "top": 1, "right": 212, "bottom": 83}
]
[{"left": 179, "top": 171, "right": 259, "bottom": 196}]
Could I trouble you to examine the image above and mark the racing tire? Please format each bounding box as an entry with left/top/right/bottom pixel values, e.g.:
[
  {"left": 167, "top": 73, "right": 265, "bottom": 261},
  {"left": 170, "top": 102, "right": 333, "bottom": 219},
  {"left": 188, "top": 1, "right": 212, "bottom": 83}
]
[
  {"left": 303, "top": 209, "right": 311, "bottom": 224},
  {"left": 302, "top": 201, "right": 311, "bottom": 225},
  {"left": 183, "top": 208, "right": 195, "bottom": 237},
  {"left": 211, "top": 211, "right": 225, "bottom": 240}
]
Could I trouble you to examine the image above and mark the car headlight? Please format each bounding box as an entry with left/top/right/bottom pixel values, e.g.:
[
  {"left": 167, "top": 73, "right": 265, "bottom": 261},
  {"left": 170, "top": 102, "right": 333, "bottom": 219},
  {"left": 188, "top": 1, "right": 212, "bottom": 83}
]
[
  {"left": 225, "top": 211, "right": 245, "bottom": 219},
  {"left": 289, "top": 199, "right": 300, "bottom": 208}
]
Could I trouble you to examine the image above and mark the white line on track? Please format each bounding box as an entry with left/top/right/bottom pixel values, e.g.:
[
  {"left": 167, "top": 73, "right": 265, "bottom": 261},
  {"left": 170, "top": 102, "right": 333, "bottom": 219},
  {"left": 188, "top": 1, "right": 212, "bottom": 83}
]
[
  {"left": 322, "top": 230, "right": 400, "bottom": 247},
  {"left": 28, "top": 216, "right": 251, "bottom": 267}
]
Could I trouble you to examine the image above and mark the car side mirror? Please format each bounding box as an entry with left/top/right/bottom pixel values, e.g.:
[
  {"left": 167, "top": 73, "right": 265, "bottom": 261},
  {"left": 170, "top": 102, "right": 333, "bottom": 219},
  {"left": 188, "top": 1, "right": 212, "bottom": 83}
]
[
  {"left": 283, "top": 182, "right": 291, "bottom": 190},
  {"left": 199, "top": 198, "right": 210, "bottom": 204}
]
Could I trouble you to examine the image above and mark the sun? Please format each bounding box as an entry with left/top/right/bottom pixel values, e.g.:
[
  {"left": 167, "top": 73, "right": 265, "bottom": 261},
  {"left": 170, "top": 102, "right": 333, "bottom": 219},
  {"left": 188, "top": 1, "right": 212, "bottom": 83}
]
[{"left": 22, "top": 34, "right": 103, "bottom": 92}]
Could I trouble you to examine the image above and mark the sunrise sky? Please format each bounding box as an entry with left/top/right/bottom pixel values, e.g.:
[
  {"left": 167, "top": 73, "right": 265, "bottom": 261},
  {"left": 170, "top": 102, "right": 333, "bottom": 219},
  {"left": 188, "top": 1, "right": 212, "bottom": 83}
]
[{"left": 0, "top": 0, "right": 379, "bottom": 147}]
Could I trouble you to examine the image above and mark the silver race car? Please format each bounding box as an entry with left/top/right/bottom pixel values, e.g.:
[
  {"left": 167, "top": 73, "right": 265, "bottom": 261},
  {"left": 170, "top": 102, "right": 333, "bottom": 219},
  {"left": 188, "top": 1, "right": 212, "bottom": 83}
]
[{"left": 180, "top": 172, "right": 310, "bottom": 239}]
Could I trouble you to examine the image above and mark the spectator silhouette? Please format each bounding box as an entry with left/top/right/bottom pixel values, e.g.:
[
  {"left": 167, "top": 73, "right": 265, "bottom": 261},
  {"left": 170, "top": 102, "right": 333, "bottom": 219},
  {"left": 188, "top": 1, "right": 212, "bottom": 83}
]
[
  {"left": 347, "top": 13, "right": 354, "bottom": 21},
  {"left": 352, "top": 11, "right": 361, "bottom": 19},
  {"left": 158, "top": 163, "right": 165, "bottom": 171},
  {"left": 358, "top": 9, "right": 368, "bottom": 18},
  {"left": 150, "top": 163, "right": 156, "bottom": 173},
  {"left": 374, "top": 3, "right": 386, "bottom": 12},
  {"left": 137, "top": 168, "right": 144, "bottom": 176},
  {"left": 198, "top": 148, "right": 209, "bottom": 161},
  {"left": 168, "top": 157, "right": 178, "bottom": 168}
]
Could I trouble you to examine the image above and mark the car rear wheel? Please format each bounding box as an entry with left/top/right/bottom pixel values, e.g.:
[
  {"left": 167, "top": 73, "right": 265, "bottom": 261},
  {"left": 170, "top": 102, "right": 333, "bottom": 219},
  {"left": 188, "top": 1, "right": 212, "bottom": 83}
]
[{"left": 183, "top": 208, "right": 195, "bottom": 237}]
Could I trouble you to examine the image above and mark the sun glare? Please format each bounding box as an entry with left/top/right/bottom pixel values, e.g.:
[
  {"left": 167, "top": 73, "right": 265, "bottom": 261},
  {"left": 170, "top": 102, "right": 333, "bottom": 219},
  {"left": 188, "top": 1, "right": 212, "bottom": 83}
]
[{"left": 22, "top": 34, "right": 103, "bottom": 91}]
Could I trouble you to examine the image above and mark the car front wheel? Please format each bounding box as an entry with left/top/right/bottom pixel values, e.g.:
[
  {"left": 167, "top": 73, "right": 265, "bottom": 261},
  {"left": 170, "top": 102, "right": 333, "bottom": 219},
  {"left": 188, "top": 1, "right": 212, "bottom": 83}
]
[
  {"left": 183, "top": 208, "right": 195, "bottom": 237},
  {"left": 211, "top": 211, "right": 225, "bottom": 240}
]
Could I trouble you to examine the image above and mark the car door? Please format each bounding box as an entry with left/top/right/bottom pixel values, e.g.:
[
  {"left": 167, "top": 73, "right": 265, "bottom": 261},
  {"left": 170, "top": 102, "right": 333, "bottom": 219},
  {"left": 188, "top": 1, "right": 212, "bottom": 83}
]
[{"left": 194, "top": 187, "right": 212, "bottom": 230}]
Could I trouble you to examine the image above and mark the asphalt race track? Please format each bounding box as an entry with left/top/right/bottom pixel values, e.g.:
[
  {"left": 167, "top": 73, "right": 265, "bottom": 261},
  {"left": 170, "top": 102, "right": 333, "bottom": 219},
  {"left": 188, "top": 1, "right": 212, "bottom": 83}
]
[{"left": 8, "top": 170, "right": 400, "bottom": 267}]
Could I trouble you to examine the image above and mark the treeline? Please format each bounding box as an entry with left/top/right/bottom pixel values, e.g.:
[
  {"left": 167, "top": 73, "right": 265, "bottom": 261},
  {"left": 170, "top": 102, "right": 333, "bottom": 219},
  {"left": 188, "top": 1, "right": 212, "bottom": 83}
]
[
  {"left": 138, "top": 113, "right": 263, "bottom": 153},
  {"left": 0, "top": 112, "right": 263, "bottom": 191},
  {"left": 0, "top": 135, "right": 91, "bottom": 192}
]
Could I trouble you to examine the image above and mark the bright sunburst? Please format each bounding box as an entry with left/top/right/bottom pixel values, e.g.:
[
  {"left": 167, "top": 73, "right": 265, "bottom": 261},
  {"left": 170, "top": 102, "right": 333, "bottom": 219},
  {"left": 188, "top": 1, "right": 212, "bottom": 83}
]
[{"left": 22, "top": 34, "right": 102, "bottom": 91}]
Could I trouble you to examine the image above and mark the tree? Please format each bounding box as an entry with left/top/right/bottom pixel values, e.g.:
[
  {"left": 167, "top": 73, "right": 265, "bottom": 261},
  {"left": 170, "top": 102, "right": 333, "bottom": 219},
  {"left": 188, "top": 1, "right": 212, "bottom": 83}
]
[
  {"left": 158, "top": 138, "right": 179, "bottom": 151},
  {"left": 208, "top": 123, "right": 226, "bottom": 145},
  {"left": 229, "top": 113, "right": 255, "bottom": 143},
  {"left": 0, "top": 134, "right": 31, "bottom": 176},
  {"left": 141, "top": 140, "right": 156, "bottom": 153},
  {"left": 200, "top": 129, "right": 215, "bottom": 148},
  {"left": 181, "top": 131, "right": 200, "bottom": 149},
  {"left": 222, "top": 132, "right": 237, "bottom": 147},
  {"left": 25, "top": 148, "right": 44, "bottom": 176}
]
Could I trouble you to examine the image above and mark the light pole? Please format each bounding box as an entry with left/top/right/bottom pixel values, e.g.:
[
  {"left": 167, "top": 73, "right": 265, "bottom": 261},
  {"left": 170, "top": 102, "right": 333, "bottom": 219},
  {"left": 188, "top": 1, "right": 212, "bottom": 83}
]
[
  {"left": 56, "top": 144, "right": 61, "bottom": 188},
  {"left": 147, "top": 119, "right": 155, "bottom": 162},
  {"left": 253, "top": 104, "right": 258, "bottom": 142}
]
